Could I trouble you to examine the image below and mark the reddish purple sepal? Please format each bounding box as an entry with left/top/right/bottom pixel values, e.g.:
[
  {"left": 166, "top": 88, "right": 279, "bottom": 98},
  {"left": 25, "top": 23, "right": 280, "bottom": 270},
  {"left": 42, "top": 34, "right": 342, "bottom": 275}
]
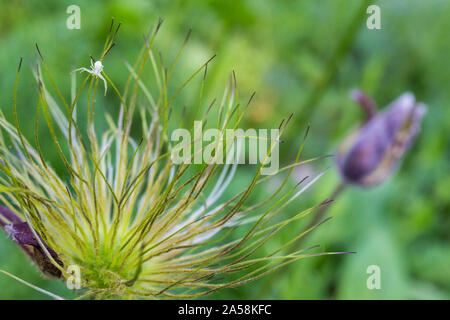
[{"left": 0, "top": 206, "right": 63, "bottom": 277}]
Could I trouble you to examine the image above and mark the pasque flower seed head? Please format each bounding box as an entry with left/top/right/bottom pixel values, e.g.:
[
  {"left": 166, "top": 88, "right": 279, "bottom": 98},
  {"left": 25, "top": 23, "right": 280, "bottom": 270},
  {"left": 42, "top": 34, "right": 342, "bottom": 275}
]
[{"left": 0, "top": 20, "right": 347, "bottom": 299}]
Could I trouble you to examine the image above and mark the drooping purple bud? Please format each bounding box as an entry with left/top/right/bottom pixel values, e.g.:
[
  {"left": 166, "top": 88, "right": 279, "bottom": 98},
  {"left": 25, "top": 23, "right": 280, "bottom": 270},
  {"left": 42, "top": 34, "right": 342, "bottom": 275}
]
[
  {"left": 0, "top": 206, "right": 63, "bottom": 278},
  {"left": 336, "top": 91, "right": 426, "bottom": 187}
]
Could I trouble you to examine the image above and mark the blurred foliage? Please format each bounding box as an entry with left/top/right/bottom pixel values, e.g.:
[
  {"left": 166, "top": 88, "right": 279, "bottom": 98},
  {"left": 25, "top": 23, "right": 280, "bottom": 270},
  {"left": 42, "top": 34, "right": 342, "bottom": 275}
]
[{"left": 0, "top": 0, "right": 448, "bottom": 299}]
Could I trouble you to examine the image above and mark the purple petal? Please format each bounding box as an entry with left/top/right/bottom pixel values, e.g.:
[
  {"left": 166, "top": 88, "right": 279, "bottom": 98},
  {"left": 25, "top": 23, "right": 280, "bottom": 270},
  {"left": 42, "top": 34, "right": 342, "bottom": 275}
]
[
  {"left": 5, "top": 222, "right": 59, "bottom": 259},
  {"left": 0, "top": 206, "right": 62, "bottom": 277},
  {"left": 0, "top": 206, "right": 22, "bottom": 227}
]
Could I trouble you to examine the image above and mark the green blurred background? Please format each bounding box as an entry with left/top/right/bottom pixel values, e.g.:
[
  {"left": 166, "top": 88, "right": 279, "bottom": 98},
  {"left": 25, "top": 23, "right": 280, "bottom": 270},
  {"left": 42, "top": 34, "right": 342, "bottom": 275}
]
[{"left": 0, "top": 0, "right": 449, "bottom": 299}]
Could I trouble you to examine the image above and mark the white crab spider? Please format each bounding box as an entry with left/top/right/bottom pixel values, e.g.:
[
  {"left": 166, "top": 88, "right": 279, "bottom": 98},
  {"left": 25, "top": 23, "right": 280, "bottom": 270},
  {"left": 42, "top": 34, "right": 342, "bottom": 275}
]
[{"left": 72, "top": 60, "right": 108, "bottom": 95}]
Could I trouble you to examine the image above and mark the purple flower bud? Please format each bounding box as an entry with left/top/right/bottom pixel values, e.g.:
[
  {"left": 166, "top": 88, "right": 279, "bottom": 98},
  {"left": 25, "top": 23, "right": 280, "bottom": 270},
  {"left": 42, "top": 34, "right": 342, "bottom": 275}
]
[
  {"left": 336, "top": 91, "right": 426, "bottom": 187},
  {"left": 0, "top": 206, "right": 63, "bottom": 278}
]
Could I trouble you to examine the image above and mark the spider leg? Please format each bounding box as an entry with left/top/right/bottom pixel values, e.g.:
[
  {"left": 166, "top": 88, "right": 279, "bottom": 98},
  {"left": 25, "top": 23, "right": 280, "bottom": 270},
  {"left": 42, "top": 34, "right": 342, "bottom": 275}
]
[
  {"left": 72, "top": 67, "right": 92, "bottom": 74},
  {"left": 98, "top": 73, "right": 108, "bottom": 95}
]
